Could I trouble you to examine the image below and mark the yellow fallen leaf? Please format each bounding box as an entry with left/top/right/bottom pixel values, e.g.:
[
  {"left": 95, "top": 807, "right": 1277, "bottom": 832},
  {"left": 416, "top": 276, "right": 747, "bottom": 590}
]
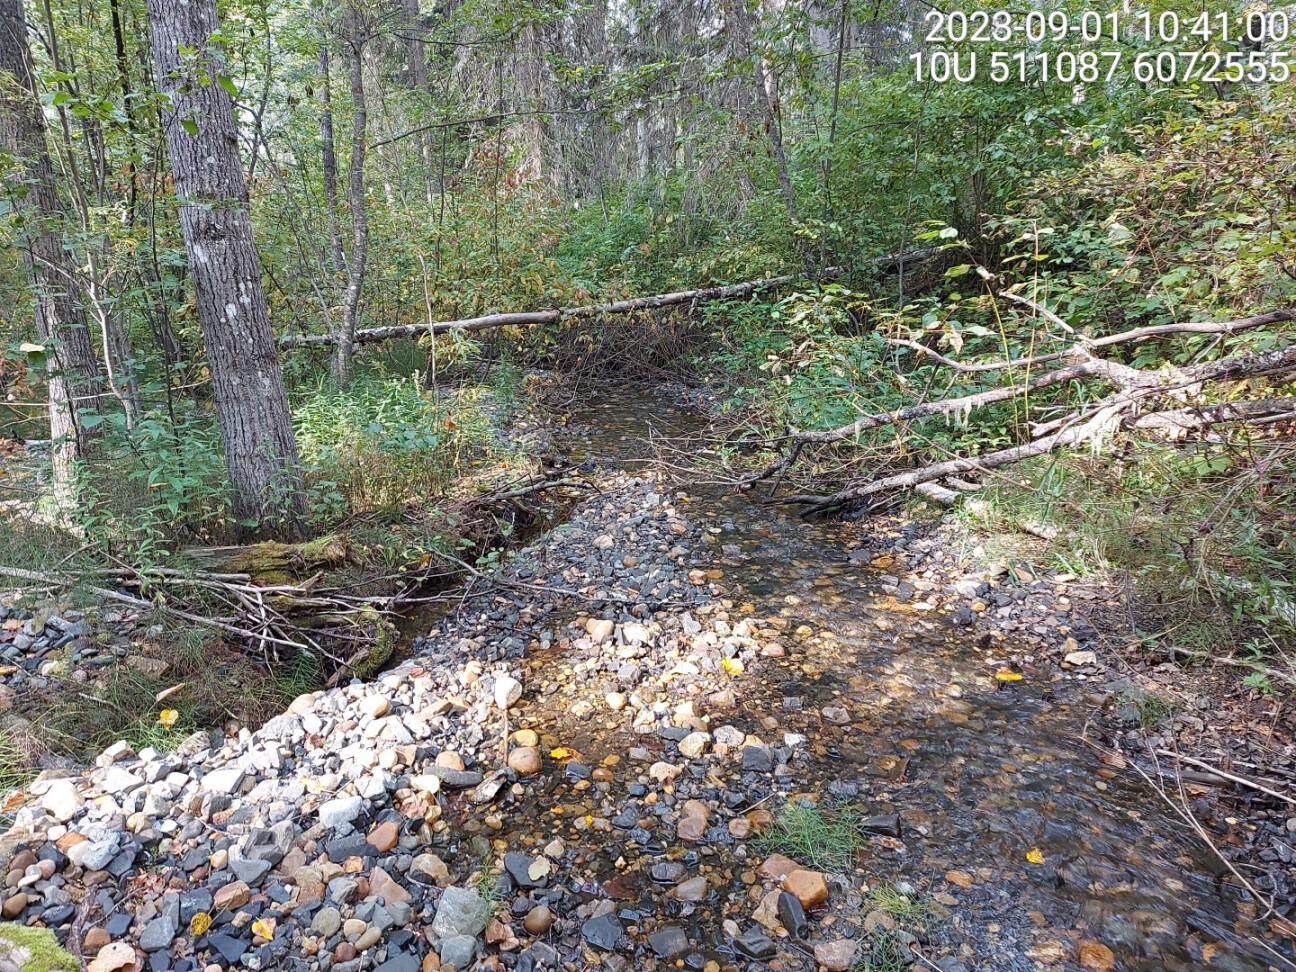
[
  {"left": 722, "top": 658, "right": 744, "bottom": 675},
  {"left": 549, "top": 747, "right": 576, "bottom": 760},
  {"left": 252, "top": 917, "right": 276, "bottom": 940},
  {"left": 1026, "top": 847, "right": 1045, "bottom": 864},
  {"left": 995, "top": 669, "right": 1023, "bottom": 682},
  {"left": 189, "top": 911, "right": 212, "bottom": 936},
  {"left": 158, "top": 708, "right": 179, "bottom": 729}
]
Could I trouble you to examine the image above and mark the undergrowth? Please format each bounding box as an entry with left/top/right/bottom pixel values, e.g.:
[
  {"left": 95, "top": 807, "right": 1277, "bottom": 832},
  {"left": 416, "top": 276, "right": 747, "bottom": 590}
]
[
  {"left": 35, "top": 623, "right": 293, "bottom": 758},
  {"left": 953, "top": 438, "right": 1296, "bottom": 679},
  {"left": 294, "top": 375, "right": 512, "bottom": 522}
]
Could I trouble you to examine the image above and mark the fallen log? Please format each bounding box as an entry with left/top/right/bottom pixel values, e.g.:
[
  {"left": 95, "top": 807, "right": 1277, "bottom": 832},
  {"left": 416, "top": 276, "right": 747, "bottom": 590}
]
[
  {"left": 279, "top": 250, "right": 936, "bottom": 349},
  {"left": 1130, "top": 397, "right": 1296, "bottom": 432}
]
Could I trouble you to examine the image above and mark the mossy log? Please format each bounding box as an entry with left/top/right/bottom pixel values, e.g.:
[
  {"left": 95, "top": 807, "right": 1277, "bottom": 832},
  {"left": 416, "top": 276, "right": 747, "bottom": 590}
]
[{"left": 175, "top": 535, "right": 348, "bottom": 584}]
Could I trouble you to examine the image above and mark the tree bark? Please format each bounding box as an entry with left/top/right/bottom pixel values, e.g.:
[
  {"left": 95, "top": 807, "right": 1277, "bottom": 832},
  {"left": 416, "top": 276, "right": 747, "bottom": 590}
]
[
  {"left": 318, "top": 44, "right": 346, "bottom": 276},
  {"left": 0, "top": 0, "right": 104, "bottom": 511},
  {"left": 723, "top": 0, "right": 799, "bottom": 220},
  {"left": 144, "top": 0, "right": 307, "bottom": 537},
  {"left": 334, "top": 15, "right": 370, "bottom": 389}
]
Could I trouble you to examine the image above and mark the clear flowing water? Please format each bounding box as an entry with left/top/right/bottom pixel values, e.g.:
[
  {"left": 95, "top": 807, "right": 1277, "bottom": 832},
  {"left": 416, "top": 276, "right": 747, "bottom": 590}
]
[{"left": 544, "top": 388, "right": 1279, "bottom": 972}]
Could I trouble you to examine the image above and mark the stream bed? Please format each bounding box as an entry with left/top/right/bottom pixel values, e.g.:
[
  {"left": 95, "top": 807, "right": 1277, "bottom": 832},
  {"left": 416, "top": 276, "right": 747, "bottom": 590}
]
[{"left": 434, "top": 385, "right": 1276, "bottom": 972}]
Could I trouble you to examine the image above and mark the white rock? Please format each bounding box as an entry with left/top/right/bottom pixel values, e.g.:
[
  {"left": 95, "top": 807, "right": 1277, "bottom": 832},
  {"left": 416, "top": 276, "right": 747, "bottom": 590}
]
[
  {"left": 493, "top": 675, "right": 522, "bottom": 710},
  {"left": 99, "top": 766, "right": 144, "bottom": 796},
  {"left": 621, "top": 623, "right": 651, "bottom": 645},
  {"left": 317, "top": 795, "right": 365, "bottom": 828},
  {"left": 1064, "top": 649, "right": 1098, "bottom": 667},
  {"left": 678, "top": 732, "right": 711, "bottom": 759},
  {"left": 202, "top": 766, "right": 246, "bottom": 795},
  {"left": 359, "top": 695, "right": 390, "bottom": 719},
  {"left": 41, "top": 779, "right": 84, "bottom": 822}
]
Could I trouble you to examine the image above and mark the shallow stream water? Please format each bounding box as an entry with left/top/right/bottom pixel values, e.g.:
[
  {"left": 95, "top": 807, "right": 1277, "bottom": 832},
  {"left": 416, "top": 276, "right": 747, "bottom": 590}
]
[{"left": 434, "top": 386, "right": 1281, "bottom": 972}]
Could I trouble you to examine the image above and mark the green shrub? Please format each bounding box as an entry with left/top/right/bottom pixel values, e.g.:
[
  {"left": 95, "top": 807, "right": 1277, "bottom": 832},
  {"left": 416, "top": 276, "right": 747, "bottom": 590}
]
[{"left": 293, "top": 376, "right": 505, "bottom": 519}]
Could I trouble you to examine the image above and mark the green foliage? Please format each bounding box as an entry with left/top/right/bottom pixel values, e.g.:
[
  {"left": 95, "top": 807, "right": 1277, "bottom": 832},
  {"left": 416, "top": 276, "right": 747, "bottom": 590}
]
[
  {"left": 994, "top": 90, "right": 1296, "bottom": 332},
  {"left": 274, "top": 650, "right": 322, "bottom": 700},
  {"left": 293, "top": 376, "right": 507, "bottom": 520},
  {"left": 37, "top": 624, "right": 285, "bottom": 758},
  {"left": 75, "top": 410, "right": 234, "bottom": 560},
  {"left": 0, "top": 923, "right": 78, "bottom": 972},
  {"left": 0, "top": 724, "right": 35, "bottom": 795}
]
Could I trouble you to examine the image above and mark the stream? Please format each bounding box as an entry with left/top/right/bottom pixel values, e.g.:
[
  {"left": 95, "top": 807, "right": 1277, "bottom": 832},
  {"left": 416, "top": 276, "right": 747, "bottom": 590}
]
[{"left": 457, "top": 385, "right": 1275, "bottom": 972}]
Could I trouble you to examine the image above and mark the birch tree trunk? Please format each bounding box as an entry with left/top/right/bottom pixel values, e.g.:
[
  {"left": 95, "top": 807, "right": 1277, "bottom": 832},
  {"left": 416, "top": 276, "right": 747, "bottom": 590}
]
[
  {"left": 723, "top": 0, "right": 799, "bottom": 220},
  {"left": 0, "top": 0, "right": 104, "bottom": 511},
  {"left": 334, "top": 15, "right": 370, "bottom": 390},
  {"left": 144, "top": 0, "right": 307, "bottom": 537},
  {"left": 318, "top": 45, "right": 346, "bottom": 276}
]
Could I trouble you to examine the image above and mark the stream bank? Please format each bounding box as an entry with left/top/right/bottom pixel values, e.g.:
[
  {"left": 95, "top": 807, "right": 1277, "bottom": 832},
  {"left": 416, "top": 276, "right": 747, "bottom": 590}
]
[{"left": 0, "top": 384, "right": 1288, "bottom": 972}]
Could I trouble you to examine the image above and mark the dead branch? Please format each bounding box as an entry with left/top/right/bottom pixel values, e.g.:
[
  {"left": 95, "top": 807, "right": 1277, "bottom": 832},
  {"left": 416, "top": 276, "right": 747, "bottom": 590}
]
[
  {"left": 778, "top": 404, "right": 1130, "bottom": 513},
  {"left": 745, "top": 300, "right": 1294, "bottom": 510},
  {"left": 1154, "top": 750, "right": 1296, "bottom": 807},
  {"left": 885, "top": 307, "right": 1296, "bottom": 374},
  {"left": 1130, "top": 397, "right": 1296, "bottom": 431}
]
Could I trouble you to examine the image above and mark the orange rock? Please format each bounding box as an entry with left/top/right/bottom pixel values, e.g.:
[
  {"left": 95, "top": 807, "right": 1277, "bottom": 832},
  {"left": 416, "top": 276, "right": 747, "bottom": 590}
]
[
  {"left": 1078, "top": 941, "right": 1116, "bottom": 972},
  {"left": 55, "top": 832, "right": 87, "bottom": 854},
  {"left": 435, "top": 751, "right": 465, "bottom": 771},
  {"left": 369, "top": 866, "right": 411, "bottom": 905},
  {"left": 212, "top": 880, "right": 250, "bottom": 911},
  {"left": 746, "top": 809, "right": 774, "bottom": 833},
  {"left": 728, "top": 817, "right": 751, "bottom": 839},
  {"left": 680, "top": 799, "right": 709, "bottom": 821},
  {"left": 758, "top": 854, "right": 800, "bottom": 883},
  {"left": 8, "top": 850, "right": 35, "bottom": 872},
  {"left": 782, "top": 869, "right": 828, "bottom": 909},
  {"left": 83, "top": 927, "right": 112, "bottom": 951},
  {"left": 507, "top": 747, "right": 542, "bottom": 775},
  {"left": 422, "top": 954, "right": 442, "bottom": 972},
  {"left": 367, "top": 820, "right": 399, "bottom": 853},
  {"left": 945, "top": 870, "right": 973, "bottom": 890}
]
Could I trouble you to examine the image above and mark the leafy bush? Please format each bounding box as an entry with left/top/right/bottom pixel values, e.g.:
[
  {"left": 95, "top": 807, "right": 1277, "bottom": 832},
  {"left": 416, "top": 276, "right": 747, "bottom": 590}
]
[
  {"left": 293, "top": 376, "right": 506, "bottom": 519},
  {"left": 75, "top": 409, "right": 235, "bottom": 561}
]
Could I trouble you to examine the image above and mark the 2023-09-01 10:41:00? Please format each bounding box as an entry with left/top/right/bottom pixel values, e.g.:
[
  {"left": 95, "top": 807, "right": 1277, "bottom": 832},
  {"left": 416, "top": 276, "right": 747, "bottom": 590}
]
[{"left": 920, "top": 8, "right": 1294, "bottom": 45}]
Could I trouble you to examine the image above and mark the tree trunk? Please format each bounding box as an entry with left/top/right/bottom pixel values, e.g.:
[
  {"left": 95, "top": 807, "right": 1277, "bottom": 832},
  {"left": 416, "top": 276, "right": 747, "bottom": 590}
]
[
  {"left": 723, "top": 0, "right": 799, "bottom": 220},
  {"left": 0, "top": 0, "right": 104, "bottom": 512},
  {"left": 334, "top": 21, "right": 370, "bottom": 389},
  {"left": 144, "top": 0, "right": 307, "bottom": 537},
  {"left": 318, "top": 44, "right": 346, "bottom": 276}
]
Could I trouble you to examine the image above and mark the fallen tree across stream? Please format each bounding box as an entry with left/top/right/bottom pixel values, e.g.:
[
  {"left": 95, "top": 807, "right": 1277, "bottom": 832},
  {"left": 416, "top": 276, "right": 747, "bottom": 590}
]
[
  {"left": 279, "top": 251, "right": 935, "bottom": 348},
  {"left": 744, "top": 301, "right": 1296, "bottom": 514}
]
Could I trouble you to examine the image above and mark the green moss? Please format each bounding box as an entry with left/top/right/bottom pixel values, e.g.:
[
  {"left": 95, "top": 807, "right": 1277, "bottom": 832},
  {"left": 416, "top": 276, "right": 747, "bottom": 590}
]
[
  {"left": 0, "top": 922, "right": 79, "bottom": 972},
  {"left": 351, "top": 618, "right": 397, "bottom": 680}
]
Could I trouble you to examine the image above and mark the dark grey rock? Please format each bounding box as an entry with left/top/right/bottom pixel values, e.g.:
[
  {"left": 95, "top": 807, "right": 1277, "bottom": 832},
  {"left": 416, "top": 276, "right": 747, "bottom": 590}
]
[
  {"left": 734, "top": 927, "right": 776, "bottom": 959},
  {"left": 648, "top": 927, "right": 689, "bottom": 959},
  {"left": 581, "top": 913, "right": 623, "bottom": 951},
  {"left": 777, "top": 891, "right": 807, "bottom": 939},
  {"left": 208, "top": 933, "right": 249, "bottom": 964}
]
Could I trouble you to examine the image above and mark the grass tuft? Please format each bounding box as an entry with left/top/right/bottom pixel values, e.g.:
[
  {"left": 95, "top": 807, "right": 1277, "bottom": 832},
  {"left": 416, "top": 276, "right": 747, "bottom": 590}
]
[{"left": 760, "top": 800, "right": 865, "bottom": 872}]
